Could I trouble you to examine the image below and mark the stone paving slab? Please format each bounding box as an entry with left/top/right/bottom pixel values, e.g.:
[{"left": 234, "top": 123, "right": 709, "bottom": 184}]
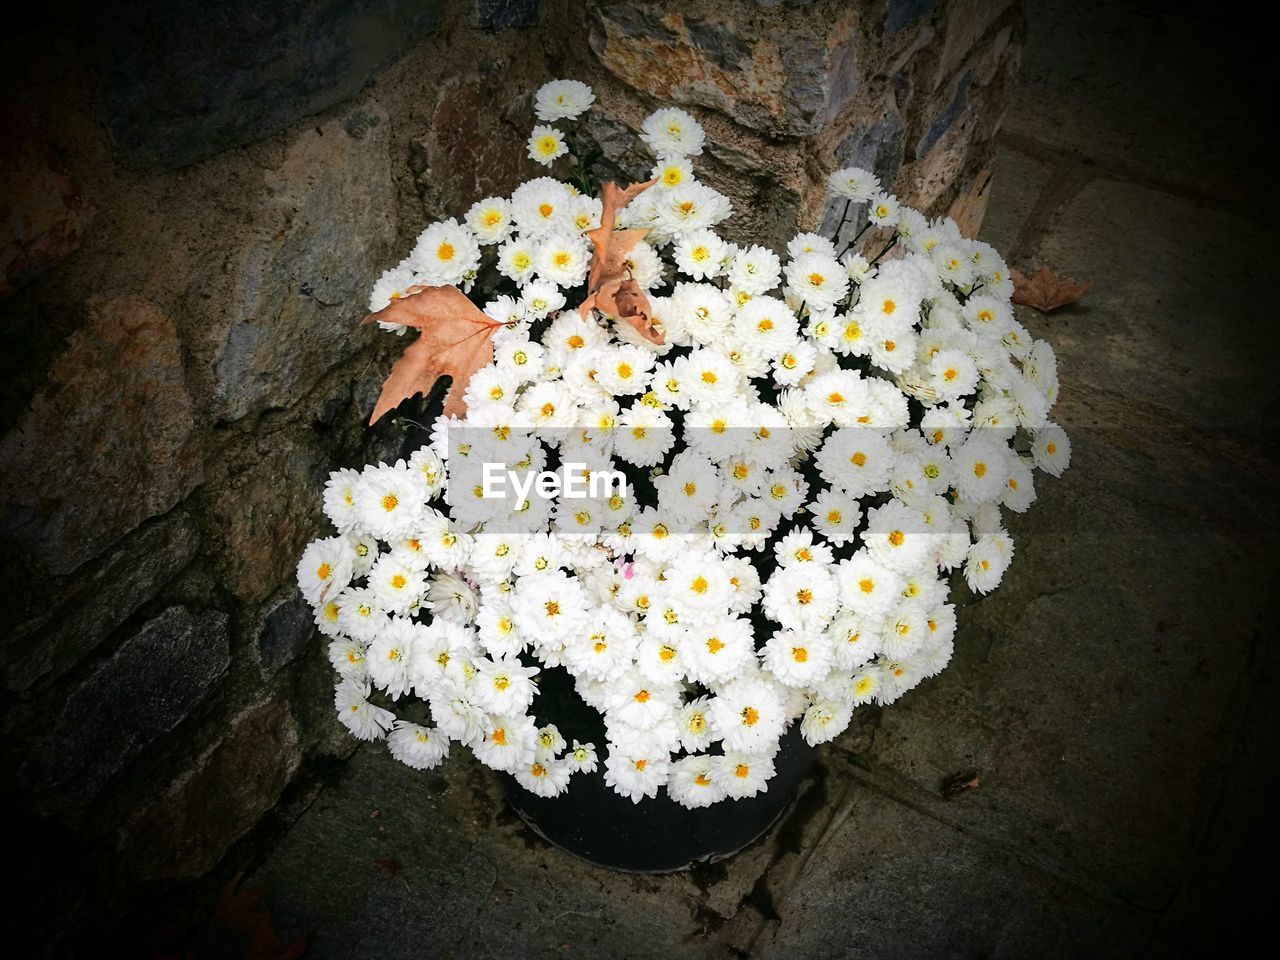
[
  {"left": 762, "top": 753, "right": 1170, "bottom": 959},
  {"left": 1002, "top": 0, "right": 1270, "bottom": 213},
  {"left": 251, "top": 743, "right": 786, "bottom": 959}
]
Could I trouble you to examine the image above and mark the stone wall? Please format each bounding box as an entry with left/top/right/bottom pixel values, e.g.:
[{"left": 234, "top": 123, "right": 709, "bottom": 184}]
[{"left": 0, "top": 0, "right": 1020, "bottom": 950}]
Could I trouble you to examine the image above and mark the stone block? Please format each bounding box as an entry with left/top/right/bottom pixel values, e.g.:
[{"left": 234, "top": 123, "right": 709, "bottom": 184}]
[
  {"left": 588, "top": 2, "right": 859, "bottom": 137},
  {"left": 118, "top": 700, "right": 301, "bottom": 880},
  {"left": 0, "top": 294, "right": 201, "bottom": 576},
  {"left": 211, "top": 102, "right": 394, "bottom": 422},
  {"left": 258, "top": 595, "right": 318, "bottom": 674},
  {"left": 208, "top": 437, "right": 328, "bottom": 605},
  {"left": 0, "top": 107, "right": 96, "bottom": 299},
  {"left": 90, "top": 0, "right": 444, "bottom": 171},
  {"left": 412, "top": 82, "right": 533, "bottom": 218},
  {"left": 473, "top": 0, "right": 541, "bottom": 31},
  {"left": 23, "top": 606, "right": 230, "bottom": 799},
  {"left": 0, "top": 511, "right": 201, "bottom": 692}
]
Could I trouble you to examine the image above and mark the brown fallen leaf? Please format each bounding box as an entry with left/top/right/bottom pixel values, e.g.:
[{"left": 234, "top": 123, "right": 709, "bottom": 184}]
[
  {"left": 363, "top": 284, "right": 503, "bottom": 424},
  {"left": 579, "top": 179, "right": 664, "bottom": 345},
  {"left": 151, "top": 876, "right": 306, "bottom": 960},
  {"left": 374, "top": 857, "right": 401, "bottom": 877},
  {"left": 940, "top": 769, "right": 982, "bottom": 800},
  {"left": 1011, "top": 266, "right": 1091, "bottom": 313}
]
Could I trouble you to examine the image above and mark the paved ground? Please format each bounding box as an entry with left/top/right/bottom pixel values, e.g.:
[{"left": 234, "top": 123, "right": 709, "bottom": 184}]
[{"left": 248, "top": 2, "right": 1278, "bottom": 956}]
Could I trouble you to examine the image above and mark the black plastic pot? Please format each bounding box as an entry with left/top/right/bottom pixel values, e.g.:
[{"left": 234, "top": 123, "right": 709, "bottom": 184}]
[{"left": 504, "top": 667, "right": 815, "bottom": 873}]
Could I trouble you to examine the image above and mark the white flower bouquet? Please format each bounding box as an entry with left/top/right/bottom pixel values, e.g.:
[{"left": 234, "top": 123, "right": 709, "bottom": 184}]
[{"left": 298, "top": 79, "right": 1071, "bottom": 809}]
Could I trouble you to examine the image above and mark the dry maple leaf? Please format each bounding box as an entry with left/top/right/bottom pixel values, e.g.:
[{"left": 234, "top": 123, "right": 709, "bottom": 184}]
[
  {"left": 940, "top": 769, "right": 982, "bottom": 800},
  {"left": 363, "top": 284, "right": 503, "bottom": 424},
  {"left": 1011, "top": 266, "right": 1091, "bottom": 313},
  {"left": 579, "top": 178, "right": 664, "bottom": 345}
]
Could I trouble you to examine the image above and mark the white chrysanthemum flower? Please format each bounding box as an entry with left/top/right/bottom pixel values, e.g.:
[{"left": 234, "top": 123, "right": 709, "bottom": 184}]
[
  {"left": 476, "top": 600, "right": 525, "bottom": 659},
  {"left": 715, "top": 557, "right": 757, "bottom": 612},
  {"left": 952, "top": 434, "right": 1011, "bottom": 502},
  {"left": 763, "top": 629, "right": 833, "bottom": 687},
  {"left": 660, "top": 549, "right": 733, "bottom": 624},
  {"left": 466, "top": 196, "right": 514, "bottom": 244},
  {"left": 733, "top": 296, "right": 798, "bottom": 357},
  {"left": 615, "top": 403, "right": 675, "bottom": 467},
  {"left": 535, "top": 79, "right": 595, "bottom": 120},
  {"left": 472, "top": 655, "right": 539, "bottom": 714},
  {"left": 407, "top": 446, "right": 446, "bottom": 501},
  {"left": 655, "top": 183, "right": 731, "bottom": 235},
  {"left": 564, "top": 607, "right": 637, "bottom": 681},
  {"left": 773, "top": 528, "right": 834, "bottom": 567},
  {"left": 641, "top": 107, "right": 705, "bottom": 156},
  {"left": 1031, "top": 423, "right": 1072, "bottom": 476},
  {"left": 636, "top": 633, "right": 690, "bottom": 684},
  {"left": 425, "top": 571, "right": 479, "bottom": 624},
  {"left": 929, "top": 348, "right": 980, "bottom": 401},
  {"left": 814, "top": 428, "right": 894, "bottom": 498},
  {"left": 651, "top": 154, "right": 694, "bottom": 189},
  {"left": 334, "top": 678, "right": 395, "bottom": 741},
  {"left": 408, "top": 218, "right": 481, "bottom": 287},
  {"left": 474, "top": 713, "right": 538, "bottom": 773},
  {"left": 678, "top": 348, "right": 739, "bottom": 406},
  {"left": 715, "top": 751, "right": 776, "bottom": 799},
  {"left": 763, "top": 564, "right": 838, "bottom": 633},
  {"left": 848, "top": 667, "right": 881, "bottom": 705},
  {"left": 808, "top": 489, "right": 861, "bottom": 545},
  {"left": 965, "top": 533, "right": 1012, "bottom": 594},
  {"left": 594, "top": 344, "right": 655, "bottom": 396},
  {"left": 1002, "top": 456, "right": 1037, "bottom": 513},
  {"left": 493, "top": 336, "right": 546, "bottom": 383},
  {"left": 367, "top": 555, "right": 425, "bottom": 615},
  {"left": 388, "top": 720, "right": 450, "bottom": 770},
  {"left": 315, "top": 595, "right": 347, "bottom": 639},
  {"left": 827, "top": 166, "right": 880, "bottom": 202},
  {"left": 513, "top": 569, "right": 589, "bottom": 646},
  {"left": 496, "top": 234, "right": 538, "bottom": 284},
  {"left": 335, "top": 586, "right": 388, "bottom": 643},
  {"left": 772, "top": 339, "right": 817, "bottom": 387},
  {"left": 356, "top": 462, "right": 424, "bottom": 541},
  {"left": 515, "top": 757, "right": 572, "bottom": 797},
  {"left": 369, "top": 264, "right": 415, "bottom": 322},
  {"left": 726, "top": 244, "right": 782, "bottom": 294},
  {"left": 867, "top": 191, "right": 900, "bottom": 225},
  {"left": 827, "top": 611, "right": 883, "bottom": 670},
  {"left": 673, "top": 228, "right": 728, "bottom": 280},
  {"left": 654, "top": 453, "right": 721, "bottom": 523},
  {"left": 836, "top": 550, "right": 906, "bottom": 618},
  {"left": 880, "top": 599, "right": 930, "bottom": 659},
  {"left": 567, "top": 739, "right": 598, "bottom": 773},
  {"left": 668, "top": 281, "right": 732, "bottom": 347},
  {"left": 604, "top": 748, "right": 671, "bottom": 803},
  {"left": 785, "top": 251, "right": 849, "bottom": 309},
  {"left": 535, "top": 231, "right": 592, "bottom": 287},
  {"left": 527, "top": 124, "right": 568, "bottom": 166},
  {"left": 606, "top": 668, "right": 681, "bottom": 729},
  {"left": 864, "top": 499, "right": 934, "bottom": 574},
  {"left": 668, "top": 754, "right": 725, "bottom": 808},
  {"left": 297, "top": 536, "right": 354, "bottom": 605},
  {"left": 801, "top": 698, "right": 854, "bottom": 746},
  {"left": 511, "top": 177, "right": 573, "bottom": 238},
  {"left": 711, "top": 677, "right": 787, "bottom": 753}
]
